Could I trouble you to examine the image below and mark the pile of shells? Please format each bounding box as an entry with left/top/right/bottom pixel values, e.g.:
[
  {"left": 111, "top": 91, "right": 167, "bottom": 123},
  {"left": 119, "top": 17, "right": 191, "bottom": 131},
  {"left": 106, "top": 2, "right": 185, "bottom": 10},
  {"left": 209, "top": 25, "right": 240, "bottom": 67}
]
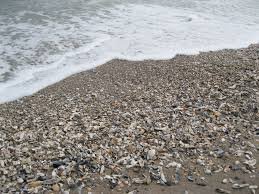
[{"left": 0, "top": 44, "right": 259, "bottom": 193}]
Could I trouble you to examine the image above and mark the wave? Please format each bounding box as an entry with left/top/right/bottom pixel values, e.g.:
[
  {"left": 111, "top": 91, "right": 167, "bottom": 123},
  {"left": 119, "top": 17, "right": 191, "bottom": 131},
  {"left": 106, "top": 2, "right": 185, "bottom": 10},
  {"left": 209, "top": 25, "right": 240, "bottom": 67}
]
[{"left": 0, "top": 2, "right": 259, "bottom": 103}]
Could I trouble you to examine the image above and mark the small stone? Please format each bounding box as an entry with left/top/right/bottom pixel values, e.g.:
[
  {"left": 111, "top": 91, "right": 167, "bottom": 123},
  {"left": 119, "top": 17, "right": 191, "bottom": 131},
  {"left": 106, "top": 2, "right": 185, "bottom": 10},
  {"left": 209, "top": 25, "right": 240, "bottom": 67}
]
[
  {"left": 52, "top": 184, "right": 60, "bottom": 192},
  {"left": 215, "top": 148, "right": 225, "bottom": 158},
  {"left": 28, "top": 181, "right": 43, "bottom": 188},
  {"left": 196, "top": 178, "right": 207, "bottom": 186}
]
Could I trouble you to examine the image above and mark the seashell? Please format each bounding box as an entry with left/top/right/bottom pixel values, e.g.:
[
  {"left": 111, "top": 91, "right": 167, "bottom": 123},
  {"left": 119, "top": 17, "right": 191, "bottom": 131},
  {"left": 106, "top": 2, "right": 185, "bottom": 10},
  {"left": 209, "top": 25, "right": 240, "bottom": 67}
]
[{"left": 215, "top": 188, "right": 231, "bottom": 194}]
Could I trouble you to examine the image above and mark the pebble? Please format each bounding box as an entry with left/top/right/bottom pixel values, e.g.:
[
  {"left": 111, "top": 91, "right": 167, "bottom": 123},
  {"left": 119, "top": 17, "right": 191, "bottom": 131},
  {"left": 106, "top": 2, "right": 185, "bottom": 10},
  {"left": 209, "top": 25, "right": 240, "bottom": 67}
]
[
  {"left": 196, "top": 178, "right": 207, "bottom": 186},
  {"left": 52, "top": 184, "right": 60, "bottom": 192},
  {"left": 27, "top": 181, "right": 43, "bottom": 188}
]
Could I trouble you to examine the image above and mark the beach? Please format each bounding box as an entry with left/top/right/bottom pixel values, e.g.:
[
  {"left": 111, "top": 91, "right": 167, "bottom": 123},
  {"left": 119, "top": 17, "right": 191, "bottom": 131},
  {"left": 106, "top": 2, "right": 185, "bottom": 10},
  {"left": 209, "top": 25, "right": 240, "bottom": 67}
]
[{"left": 0, "top": 44, "right": 259, "bottom": 193}]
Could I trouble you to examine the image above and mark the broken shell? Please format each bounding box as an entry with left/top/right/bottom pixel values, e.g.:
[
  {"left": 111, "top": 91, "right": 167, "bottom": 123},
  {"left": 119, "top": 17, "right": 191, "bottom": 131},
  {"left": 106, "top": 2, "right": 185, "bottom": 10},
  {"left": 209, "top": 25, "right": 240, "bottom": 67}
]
[
  {"left": 196, "top": 178, "right": 207, "bottom": 186},
  {"left": 204, "top": 168, "right": 212, "bottom": 175},
  {"left": 17, "top": 178, "right": 24, "bottom": 184},
  {"left": 222, "top": 178, "right": 228, "bottom": 184},
  {"left": 215, "top": 188, "right": 231, "bottom": 194},
  {"left": 147, "top": 149, "right": 156, "bottom": 160},
  {"left": 232, "top": 183, "right": 249, "bottom": 189},
  {"left": 249, "top": 185, "right": 258, "bottom": 189},
  {"left": 187, "top": 176, "right": 194, "bottom": 182},
  {"left": 243, "top": 159, "right": 256, "bottom": 168},
  {"left": 128, "top": 190, "right": 137, "bottom": 194},
  {"left": 197, "top": 159, "right": 205, "bottom": 166},
  {"left": 166, "top": 162, "right": 182, "bottom": 169}
]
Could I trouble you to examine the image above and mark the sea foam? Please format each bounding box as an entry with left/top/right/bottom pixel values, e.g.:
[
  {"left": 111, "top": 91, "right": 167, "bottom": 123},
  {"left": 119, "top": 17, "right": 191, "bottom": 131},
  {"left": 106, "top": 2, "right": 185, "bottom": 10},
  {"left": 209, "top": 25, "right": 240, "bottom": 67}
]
[{"left": 0, "top": 1, "right": 259, "bottom": 103}]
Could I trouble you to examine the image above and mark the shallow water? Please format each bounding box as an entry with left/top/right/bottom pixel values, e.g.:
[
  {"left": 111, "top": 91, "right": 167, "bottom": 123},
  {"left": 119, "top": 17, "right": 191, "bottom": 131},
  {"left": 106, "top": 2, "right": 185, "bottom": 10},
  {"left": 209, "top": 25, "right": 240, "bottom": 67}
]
[{"left": 0, "top": 0, "right": 259, "bottom": 103}]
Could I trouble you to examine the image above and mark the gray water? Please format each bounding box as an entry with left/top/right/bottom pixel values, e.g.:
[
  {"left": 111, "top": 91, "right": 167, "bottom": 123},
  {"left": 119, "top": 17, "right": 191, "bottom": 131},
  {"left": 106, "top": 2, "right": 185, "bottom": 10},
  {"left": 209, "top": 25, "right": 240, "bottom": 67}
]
[{"left": 0, "top": 0, "right": 259, "bottom": 102}]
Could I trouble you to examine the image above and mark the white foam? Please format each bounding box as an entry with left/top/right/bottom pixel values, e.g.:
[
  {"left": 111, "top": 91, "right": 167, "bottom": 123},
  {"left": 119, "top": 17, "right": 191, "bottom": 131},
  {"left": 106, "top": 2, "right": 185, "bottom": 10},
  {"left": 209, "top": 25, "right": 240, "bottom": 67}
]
[{"left": 0, "top": 1, "right": 259, "bottom": 103}]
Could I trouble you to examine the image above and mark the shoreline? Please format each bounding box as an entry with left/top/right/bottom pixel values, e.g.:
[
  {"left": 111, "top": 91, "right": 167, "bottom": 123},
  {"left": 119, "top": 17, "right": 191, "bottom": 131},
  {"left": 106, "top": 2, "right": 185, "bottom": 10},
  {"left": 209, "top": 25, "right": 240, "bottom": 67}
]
[
  {"left": 0, "top": 44, "right": 259, "bottom": 193},
  {"left": 1, "top": 42, "right": 259, "bottom": 105}
]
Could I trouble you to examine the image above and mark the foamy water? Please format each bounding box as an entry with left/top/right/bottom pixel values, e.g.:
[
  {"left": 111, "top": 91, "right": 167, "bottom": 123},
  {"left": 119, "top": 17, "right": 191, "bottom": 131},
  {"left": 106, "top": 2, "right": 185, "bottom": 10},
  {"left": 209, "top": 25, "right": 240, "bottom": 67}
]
[{"left": 0, "top": 0, "right": 259, "bottom": 103}]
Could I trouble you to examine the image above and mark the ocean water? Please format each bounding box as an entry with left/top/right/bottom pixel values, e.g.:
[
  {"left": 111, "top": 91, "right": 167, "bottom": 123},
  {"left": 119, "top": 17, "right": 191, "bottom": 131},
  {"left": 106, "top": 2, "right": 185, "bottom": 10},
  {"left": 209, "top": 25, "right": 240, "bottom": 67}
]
[{"left": 0, "top": 0, "right": 259, "bottom": 103}]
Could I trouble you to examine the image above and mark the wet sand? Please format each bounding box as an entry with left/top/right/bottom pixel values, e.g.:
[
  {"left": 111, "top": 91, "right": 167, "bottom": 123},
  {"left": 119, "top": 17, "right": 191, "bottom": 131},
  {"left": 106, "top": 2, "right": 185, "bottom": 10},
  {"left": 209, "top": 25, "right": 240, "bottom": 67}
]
[{"left": 0, "top": 44, "right": 259, "bottom": 194}]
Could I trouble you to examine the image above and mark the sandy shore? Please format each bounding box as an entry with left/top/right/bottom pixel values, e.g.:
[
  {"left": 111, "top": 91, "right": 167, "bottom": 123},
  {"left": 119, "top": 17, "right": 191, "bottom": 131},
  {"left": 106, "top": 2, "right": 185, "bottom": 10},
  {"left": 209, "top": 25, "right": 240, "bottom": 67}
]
[{"left": 0, "top": 44, "right": 259, "bottom": 194}]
